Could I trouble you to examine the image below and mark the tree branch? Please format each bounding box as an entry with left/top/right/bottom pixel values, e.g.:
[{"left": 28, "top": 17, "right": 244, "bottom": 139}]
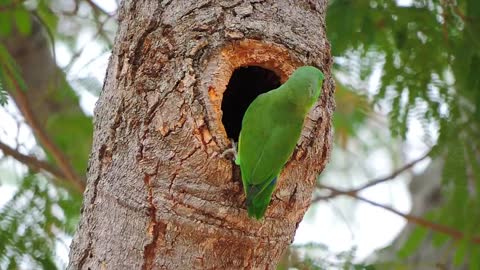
[
  {"left": 316, "top": 150, "right": 431, "bottom": 200},
  {"left": 62, "top": 0, "right": 80, "bottom": 16},
  {"left": 85, "top": 0, "right": 114, "bottom": 17},
  {"left": 314, "top": 184, "right": 480, "bottom": 244},
  {"left": 0, "top": 0, "right": 24, "bottom": 12},
  {"left": 5, "top": 69, "right": 86, "bottom": 193},
  {"left": 0, "top": 141, "right": 64, "bottom": 178},
  {"left": 351, "top": 150, "right": 432, "bottom": 193},
  {"left": 65, "top": 16, "right": 112, "bottom": 71}
]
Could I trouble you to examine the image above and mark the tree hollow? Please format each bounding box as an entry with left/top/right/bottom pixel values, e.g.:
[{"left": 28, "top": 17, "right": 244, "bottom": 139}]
[{"left": 221, "top": 66, "right": 280, "bottom": 140}]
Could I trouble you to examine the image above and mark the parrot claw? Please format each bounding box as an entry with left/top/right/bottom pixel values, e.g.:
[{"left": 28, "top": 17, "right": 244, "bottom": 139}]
[{"left": 221, "top": 140, "right": 238, "bottom": 162}]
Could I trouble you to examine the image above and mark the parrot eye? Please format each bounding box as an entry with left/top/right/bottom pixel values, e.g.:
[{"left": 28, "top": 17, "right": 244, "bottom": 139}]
[{"left": 221, "top": 66, "right": 281, "bottom": 140}]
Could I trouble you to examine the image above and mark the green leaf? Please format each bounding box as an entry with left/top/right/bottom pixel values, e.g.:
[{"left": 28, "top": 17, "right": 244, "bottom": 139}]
[
  {"left": 45, "top": 113, "right": 93, "bottom": 173},
  {"left": 7, "top": 258, "right": 17, "bottom": 270},
  {"left": 0, "top": 77, "right": 8, "bottom": 105},
  {"left": 470, "top": 246, "right": 480, "bottom": 270},
  {"left": 431, "top": 231, "right": 449, "bottom": 248},
  {"left": 398, "top": 227, "right": 428, "bottom": 259},
  {"left": 453, "top": 241, "right": 467, "bottom": 267},
  {"left": 36, "top": 0, "right": 58, "bottom": 32},
  {"left": 13, "top": 8, "right": 31, "bottom": 35},
  {"left": 354, "top": 264, "right": 376, "bottom": 270},
  {"left": 0, "top": 11, "right": 12, "bottom": 37},
  {"left": 0, "top": 44, "right": 27, "bottom": 92}
]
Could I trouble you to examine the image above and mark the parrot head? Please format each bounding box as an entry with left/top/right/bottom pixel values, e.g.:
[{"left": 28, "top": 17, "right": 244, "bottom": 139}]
[{"left": 285, "top": 66, "right": 324, "bottom": 110}]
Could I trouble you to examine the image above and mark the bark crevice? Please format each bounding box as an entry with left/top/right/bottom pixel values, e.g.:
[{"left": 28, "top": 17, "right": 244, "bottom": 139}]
[{"left": 142, "top": 173, "right": 161, "bottom": 270}]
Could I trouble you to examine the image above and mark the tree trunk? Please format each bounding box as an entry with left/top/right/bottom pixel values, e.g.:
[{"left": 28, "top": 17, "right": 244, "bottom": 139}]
[{"left": 68, "top": 0, "right": 334, "bottom": 269}]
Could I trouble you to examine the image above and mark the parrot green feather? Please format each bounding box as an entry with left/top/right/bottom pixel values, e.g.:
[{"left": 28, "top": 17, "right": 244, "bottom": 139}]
[{"left": 236, "top": 66, "right": 324, "bottom": 219}]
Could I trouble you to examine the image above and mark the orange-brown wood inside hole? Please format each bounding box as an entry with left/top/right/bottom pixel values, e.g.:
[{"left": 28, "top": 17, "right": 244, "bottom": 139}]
[{"left": 208, "top": 39, "right": 302, "bottom": 142}]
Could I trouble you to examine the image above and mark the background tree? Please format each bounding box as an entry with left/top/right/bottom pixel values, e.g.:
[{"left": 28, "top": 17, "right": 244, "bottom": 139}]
[
  {"left": 0, "top": 0, "right": 113, "bottom": 268},
  {"left": 0, "top": 0, "right": 479, "bottom": 269},
  {"left": 325, "top": 1, "right": 480, "bottom": 269}
]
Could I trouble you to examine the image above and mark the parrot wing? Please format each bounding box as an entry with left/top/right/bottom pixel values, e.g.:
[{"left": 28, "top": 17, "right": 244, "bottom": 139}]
[{"left": 238, "top": 91, "right": 304, "bottom": 194}]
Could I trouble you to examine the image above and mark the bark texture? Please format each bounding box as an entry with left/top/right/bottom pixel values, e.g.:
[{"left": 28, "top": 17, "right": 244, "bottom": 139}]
[{"left": 68, "top": 0, "right": 334, "bottom": 269}]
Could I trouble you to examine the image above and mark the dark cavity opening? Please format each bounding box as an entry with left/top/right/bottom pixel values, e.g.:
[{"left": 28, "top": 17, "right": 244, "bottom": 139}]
[{"left": 221, "top": 66, "right": 281, "bottom": 141}]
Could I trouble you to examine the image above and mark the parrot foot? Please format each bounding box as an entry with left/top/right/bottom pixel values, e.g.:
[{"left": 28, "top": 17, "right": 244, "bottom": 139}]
[{"left": 221, "top": 140, "right": 238, "bottom": 162}]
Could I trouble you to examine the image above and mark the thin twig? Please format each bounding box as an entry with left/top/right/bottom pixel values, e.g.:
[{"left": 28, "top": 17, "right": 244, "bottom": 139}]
[
  {"left": 65, "top": 16, "right": 112, "bottom": 72},
  {"left": 441, "top": 0, "right": 450, "bottom": 45},
  {"left": 85, "top": 0, "right": 114, "bottom": 17},
  {"left": 0, "top": 141, "right": 65, "bottom": 180},
  {"left": 447, "top": 0, "right": 467, "bottom": 22},
  {"left": 31, "top": 11, "right": 58, "bottom": 71},
  {"left": 314, "top": 150, "right": 431, "bottom": 200},
  {"left": 0, "top": 0, "right": 24, "bottom": 12},
  {"left": 62, "top": 0, "right": 80, "bottom": 16},
  {"left": 5, "top": 69, "right": 86, "bottom": 192},
  {"left": 327, "top": 202, "right": 355, "bottom": 241},
  {"left": 84, "top": 0, "right": 115, "bottom": 49},
  {"left": 315, "top": 184, "right": 480, "bottom": 244},
  {"left": 350, "top": 150, "right": 432, "bottom": 193}
]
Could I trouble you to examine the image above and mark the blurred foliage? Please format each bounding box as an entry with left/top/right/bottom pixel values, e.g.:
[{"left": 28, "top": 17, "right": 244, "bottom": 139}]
[
  {"left": 0, "top": 43, "right": 26, "bottom": 98},
  {"left": 0, "top": 0, "right": 112, "bottom": 268},
  {"left": 327, "top": 0, "right": 480, "bottom": 269},
  {"left": 333, "top": 81, "right": 373, "bottom": 149},
  {"left": 0, "top": 173, "right": 81, "bottom": 269},
  {"left": 0, "top": 0, "right": 478, "bottom": 269},
  {"left": 277, "top": 244, "right": 376, "bottom": 270}
]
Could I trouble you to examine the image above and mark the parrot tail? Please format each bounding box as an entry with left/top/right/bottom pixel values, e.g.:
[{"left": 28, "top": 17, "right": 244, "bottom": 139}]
[{"left": 246, "top": 177, "right": 277, "bottom": 220}]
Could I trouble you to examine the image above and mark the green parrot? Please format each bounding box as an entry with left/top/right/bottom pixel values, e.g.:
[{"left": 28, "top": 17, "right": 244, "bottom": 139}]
[{"left": 235, "top": 66, "right": 324, "bottom": 219}]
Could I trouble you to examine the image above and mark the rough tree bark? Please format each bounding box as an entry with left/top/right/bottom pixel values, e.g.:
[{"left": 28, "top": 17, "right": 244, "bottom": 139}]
[{"left": 68, "top": 0, "right": 334, "bottom": 269}]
